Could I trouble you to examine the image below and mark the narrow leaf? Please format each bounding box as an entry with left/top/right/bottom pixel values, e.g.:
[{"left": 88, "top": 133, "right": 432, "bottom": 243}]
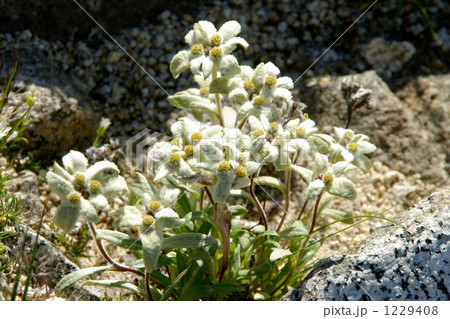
[
  {"left": 55, "top": 266, "right": 111, "bottom": 296},
  {"left": 162, "top": 233, "right": 215, "bottom": 249},
  {"left": 270, "top": 248, "right": 292, "bottom": 262},
  {"left": 83, "top": 280, "right": 144, "bottom": 296},
  {"left": 96, "top": 229, "right": 142, "bottom": 250}
]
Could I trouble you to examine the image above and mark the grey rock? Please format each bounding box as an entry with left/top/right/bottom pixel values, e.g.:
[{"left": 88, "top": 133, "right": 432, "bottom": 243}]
[
  {"left": 361, "top": 38, "right": 416, "bottom": 77},
  {"left": 299, "top": 71, "right": 449, "bottom": 185},
  {"left": 4, "top": 46, "right": 97, "bottom": 161},
  {"left": 288, "top": 187, "right": 450, "bottom": 301},
  {"left": 6, "top": 224, "right": 102, "bottom": 301}
]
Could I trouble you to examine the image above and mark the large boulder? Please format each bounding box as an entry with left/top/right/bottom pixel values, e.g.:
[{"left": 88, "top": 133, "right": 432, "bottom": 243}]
[
  {"left": 288, "top": 187, "right": 450, "bottom": 301},
  {"left": 298, "top": 70, "right": 449, "bottom": 185}
]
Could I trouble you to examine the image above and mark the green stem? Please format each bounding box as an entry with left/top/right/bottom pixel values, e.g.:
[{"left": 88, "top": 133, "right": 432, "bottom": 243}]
[
  {"left": 276, "top": 170, "right": 291, "bottom": 232},
  {"left": 88, "top": 223, "right": 145, "bottom": 278},
  {"left": 212, "top": 66, "right": 224, "bottom": 127},
  {"left": 145, "top": 271, "right": 153, "bottom": 301},
  {"left": 250, "top": 176, "right": 268, "bottom": 230}
]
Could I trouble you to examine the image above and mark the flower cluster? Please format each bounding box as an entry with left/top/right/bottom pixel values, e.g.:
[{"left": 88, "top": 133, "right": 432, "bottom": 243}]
[{"left": 46, "top": 20, "right": 377, "bottom": 300}]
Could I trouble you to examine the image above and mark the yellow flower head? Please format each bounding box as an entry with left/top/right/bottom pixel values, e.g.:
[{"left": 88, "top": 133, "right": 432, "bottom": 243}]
[
  {"left": 253, "top": 96, "right": 264, "bottom": 106},
  {"left": 73, "top": 173, "right": 86, "bottom": 186},
  {"left": 68, "top": 192, "right": 81, "bottom": 204},
  {"left": 218, "top": 161, "right": 232, "bottom": 172},
  {"left": 149, "top": 200, "right": 162, "bottom": 212},
  {"left": 244, "top": 81, "right": 255, "bottom": 92},
  {"left": 235, "top": 166, "right": 247, "bottom": 178},
  {"left": 142, "top": 215, "right": 154, "bottom": 227},
  {"left": 184, "top": 145, "right": 194, "bottom": 156},
  {"left": 170, "top": 152, "right": 181, "bottom": 165},
  {"left": 210, "top": 34, "right": 222, "bottom": 46},
  {"left": 89, "top": 180, "right": 102, "bottom": 192},
  {"left": 190, "top": 44, "right": 202, "bottom": 55},
  {"left": 265, "top": 76, "right": 277, "bottom": 86},
  {"left": 210, "top": 47, "right": 222, "bottom": 58}
]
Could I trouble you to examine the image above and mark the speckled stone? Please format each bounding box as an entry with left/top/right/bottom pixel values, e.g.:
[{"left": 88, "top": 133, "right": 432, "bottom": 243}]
[{"left": 288, "top": 187, "right": 450, "bottom": 301}]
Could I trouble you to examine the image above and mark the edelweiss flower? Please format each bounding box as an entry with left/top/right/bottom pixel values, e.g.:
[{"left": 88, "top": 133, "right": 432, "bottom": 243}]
[
  {"left": 247, "top": 114, "right": 294, "bottom": 171},
  {"left": 112, "top": 204, "right": 185, "bottom": 273},
  {"left": 329, "top": 127, "right": 376, "bottom": 172},
  {"left": 170, "top": 20, "right": 248, "bottom": 79},
  {"left": 46, "top": 151, "right": 127, "bottom": 232},
  {"left": 306, "top": 161, "right": 358, "bottom": 200}
]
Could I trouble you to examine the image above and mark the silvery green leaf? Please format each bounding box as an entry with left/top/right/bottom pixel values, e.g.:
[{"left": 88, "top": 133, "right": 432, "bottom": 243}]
[
  {"left": 279, "top": 221, "right": 308, "bottom": 238},
  {"left": 55, "top": 265, "right": 111, "bottom": 296},
  {"left": 80, "top": 199, "right": 100, "bottom": 223},
  {"left": 168, "top": 94, "right": 217, "bottom": 114},
  {"left": 189, "top": 55, "right": 205, "bottom": 75},
  {"left": 160, "top": 185, "right": 181, "bottom": 207},
  {"left": 358, "top": 141, "right": 376, "bottom": 154},
  {"left": 54, "top": 201, "right": 81, "bottom": 232},
  {"left": 310, "top": 135, "right": 331, "bottom": 154},
  {"left": 327, "top": 177, "right": 357, "bottom": 200},
  {"left": 352, "top": 154, "right": 372, "bottom": 173},
  {"left": 218, "top": 20, "right": 241, "bottom": 41},
  {"left": 89, "top": 194, "right": 110, "bottom": 213},
  {"left": 53, "top": 162, "right": 73, "bottom": 181},
  {"left": 330, "top": 161, "right": 351, "bottom": 176},
  {"left": 246, "top": 161, "right": 260, "bottom": 175},
  {"left": 252, "top": 62, "right": 266, "bottom": 90},
  {"left": 96, "top": 229, "right": 142, "bottom": 250},
  {"left": 128, "top": 183, "right": 144, "bottom": 198},
  {"left": 233, "top": 176, "right": 250, "bottom": 189},
  {"left": 254, "top": 176, "right": 286, "bottom": 195},
  {"left": 112, "top": 206, "right": 142, "bottom": 228},
  {"left": 201, "top": 57, "right": 214, "bottom": 78},
  {"left": 102, "top": 176, "right": 128, "bottom": 198},
  {"left": 85, "top": 161, "right": 120, "bottom": 184},
  {"left": 62, "top": 150, "right": 88, "bottom": 174},
  {"left": 218, "top": 55, "right": 240, "bottom": 77},
  {"left": 228, "top": 205, "right": 248, "bottom": 216},
  {"left": 329, "top": 143, "right": 343, "bottom": 163},
  {"left": 321, "top": 208, "right": 353, "bottom": 224},
  {"left": 162, "top": 233, "right": 215, "bottom": 249},
  {"left": 136, "top": 172, "right": 153, "bottom": 194},
  {"left": 83, "top": 280, "right": 144, "bottom": 296},
  {"left": 291, "top": 164, "right": 314, "bottom": 184},
  {"left": 212, "top": 173, "right": 233, "bottom": 203},
  {"left": 277, "top": 76, "right": 294, "bottom": 89},
  {"left": 222, "top": 106, "right": 237, "bottom": 128},
  {"left": 270, "top": 248, "right": 292, "bottom": 262},
  {"left": 154, "top": 165, "right": 171, "bottom": 181},
  {"left": 229, "top": 189, "right": 256, "bottom": 206},
  {"left": 140, "top": 226, "right": 163, "bottom": 273},
  {"left": 209, "top": 77, "right": 229, "bottom": 94},
  {"left": 46, "top": 171, "right": 73, "bottom": 197},
  {"left": 312, "top": 153, "right": 328, "bottom": 174},
  {"left": 236, "top": 101, "right": 253, "bottom": 122},
  {"left": 229, "top": 87, "right": 248, "bottom": 105},
  {"left": 306, "top": 179, "right": 325, "bottom": 200},
  {"left": 170, "top": 50, "right": 190, "bottom": 79},
  {"left": 221, "top": 37, "right": 249, "bottom": 54},
  {"left": 314, "top": 133, "right": 335, "bottom": 145},
  {"left": 154, "top": 208, "right": 184, "bottom": 229},
  {"left": 254, "top": 292, "right": 271, "bottom": 301}
]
